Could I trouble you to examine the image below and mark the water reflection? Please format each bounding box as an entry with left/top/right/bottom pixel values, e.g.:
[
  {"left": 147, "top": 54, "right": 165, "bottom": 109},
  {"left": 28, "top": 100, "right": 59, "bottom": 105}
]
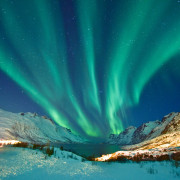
[{"left": 51, "top": 144, "right": 122, "bottom": 157}]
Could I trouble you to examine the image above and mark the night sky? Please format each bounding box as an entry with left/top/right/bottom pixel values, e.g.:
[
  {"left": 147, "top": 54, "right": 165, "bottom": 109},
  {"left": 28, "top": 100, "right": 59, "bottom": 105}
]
[{"left": 0, "top": 0, "right": 180, "bottom": 139}]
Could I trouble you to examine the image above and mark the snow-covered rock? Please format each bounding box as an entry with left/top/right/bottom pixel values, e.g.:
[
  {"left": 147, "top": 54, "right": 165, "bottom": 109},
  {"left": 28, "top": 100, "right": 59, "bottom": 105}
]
[
  {"left": 107, "top": 126, "right": 137, "bottom": 145},
  {"left": 123, "top": 131, "right": 180, "bottom": 151},
  {"left": 106, "top": 112, "right": 180, "bottom": 145},
  {"left": 132, "top": 120, "right": 161, "bottom": 144},
  {"left": 146, "top": 112, "right": 178, "bottom": 140},
  {"left": 0, "top": 109, "right": 86, "bottom": 144},
  {"left": 161, "top": 112, "right": 180, "bottom": 134}
]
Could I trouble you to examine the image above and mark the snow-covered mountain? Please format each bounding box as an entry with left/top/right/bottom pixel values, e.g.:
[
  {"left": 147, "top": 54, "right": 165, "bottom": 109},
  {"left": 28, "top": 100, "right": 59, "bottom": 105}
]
[
  {"left": 145, "top": 112, "right": 178, "bottom": 140},
  {"left": 0, "top": 109, "right": 86, "bottom": 144},
  {"left": 106, "top": 112, "right": 180, "bottom": 145},
  {"left": 161, "top": 112, "right": 180, "bottom": 134},
  {"left": 108, "top": 126, "right": 137, "bottom": 145}
]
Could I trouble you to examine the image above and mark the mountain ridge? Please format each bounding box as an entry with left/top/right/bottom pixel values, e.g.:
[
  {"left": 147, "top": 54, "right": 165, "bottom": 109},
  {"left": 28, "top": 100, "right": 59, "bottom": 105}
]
[
  {"left": 0, "top": 108, "right": 86, "bottom": 144},
  {"left": 106, "top": 112, "right": 180, "bottom": 145}
]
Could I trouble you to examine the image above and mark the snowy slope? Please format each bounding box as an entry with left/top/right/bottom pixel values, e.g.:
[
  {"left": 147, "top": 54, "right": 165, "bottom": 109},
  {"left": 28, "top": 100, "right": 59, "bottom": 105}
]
[
  {"left": 0, "top": 109, "right": 85, "bottom": 143},
  {"left": 107, "top": 126, "right": 137, "bottom": 144},
  {"left": 146, "top": 112, "right": 178, "bottom": 140},
  {"left": 132, "top": 120, "right": 161, "bottom": 144},
  {"left": 106, "top": 112, "right": 180, "bottom": 145},
  {"left": 123, "top": 131, "right": 180, "bottom": 151},
  {"left": 161, "top": 112, "right": 180, "bottom": 134},
  {"left": 0, "top": 147, "right": 180, "bottom": 180}
]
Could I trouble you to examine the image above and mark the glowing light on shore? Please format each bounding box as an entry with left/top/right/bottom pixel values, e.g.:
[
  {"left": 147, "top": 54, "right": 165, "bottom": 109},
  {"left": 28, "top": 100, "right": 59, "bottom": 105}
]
[
  {"left": 0, "top": 140, "right": 20, "bottom": 147},
  {"left": 95, "top": 154, "right": 113, "bottom": 162},
  {"left": 95, "top": 150, "right": 148, "bottom": 162}
]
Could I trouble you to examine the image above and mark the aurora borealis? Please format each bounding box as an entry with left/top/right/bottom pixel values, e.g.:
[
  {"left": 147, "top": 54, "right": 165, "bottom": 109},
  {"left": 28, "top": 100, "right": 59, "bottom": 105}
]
[{"left": 0, "top": 0, "right": 180, "bottom": 138}]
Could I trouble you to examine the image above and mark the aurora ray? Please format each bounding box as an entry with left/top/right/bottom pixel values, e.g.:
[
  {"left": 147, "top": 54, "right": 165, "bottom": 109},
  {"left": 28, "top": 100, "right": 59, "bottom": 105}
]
[{"left": 0, "top": 0, "right": 180, "bottom": 138}]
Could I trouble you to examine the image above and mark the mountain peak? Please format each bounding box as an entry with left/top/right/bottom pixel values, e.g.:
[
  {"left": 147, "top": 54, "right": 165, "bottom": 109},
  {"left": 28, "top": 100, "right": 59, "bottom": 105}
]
[
  {"left": 0, "top": 109, "right": 86, "bottom": 144},
  {"left": 106, "top": 112, "right": 180, "bottom": 145}
]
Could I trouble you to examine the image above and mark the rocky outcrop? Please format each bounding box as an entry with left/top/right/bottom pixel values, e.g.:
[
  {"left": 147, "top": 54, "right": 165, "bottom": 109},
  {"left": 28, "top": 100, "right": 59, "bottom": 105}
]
[{"left": 162, "top": 113, "right": 180, "bottom": 134}]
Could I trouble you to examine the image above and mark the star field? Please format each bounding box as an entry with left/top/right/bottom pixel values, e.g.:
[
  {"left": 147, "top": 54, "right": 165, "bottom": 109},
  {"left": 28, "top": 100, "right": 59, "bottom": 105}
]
[{"left": 0, "top": 0, "right": 180, "bottom": 138}]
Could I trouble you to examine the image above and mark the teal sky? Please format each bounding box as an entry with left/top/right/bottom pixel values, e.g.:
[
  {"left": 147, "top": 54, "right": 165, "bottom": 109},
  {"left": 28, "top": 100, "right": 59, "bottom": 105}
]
[{"left": 0, "top": 0, "right": 180, "bottom": 139}]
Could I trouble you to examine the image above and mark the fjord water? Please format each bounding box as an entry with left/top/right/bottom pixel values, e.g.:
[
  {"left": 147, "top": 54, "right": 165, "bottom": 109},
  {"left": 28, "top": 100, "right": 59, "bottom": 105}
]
[{"left": 52, "top": 144, "right": 121, "bottom": 157}]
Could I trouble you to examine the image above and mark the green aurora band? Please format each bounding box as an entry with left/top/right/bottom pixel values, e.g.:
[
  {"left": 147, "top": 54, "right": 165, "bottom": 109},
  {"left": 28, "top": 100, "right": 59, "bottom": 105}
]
[{"left": 0, "top": 0, "right": 180, "bottom": 137}]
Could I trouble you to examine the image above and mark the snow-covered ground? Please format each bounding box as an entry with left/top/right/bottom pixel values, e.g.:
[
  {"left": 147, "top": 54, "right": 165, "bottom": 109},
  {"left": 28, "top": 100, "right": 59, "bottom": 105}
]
[{"left": 0, "top": 147, "right": 179, "bottom": 180}]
